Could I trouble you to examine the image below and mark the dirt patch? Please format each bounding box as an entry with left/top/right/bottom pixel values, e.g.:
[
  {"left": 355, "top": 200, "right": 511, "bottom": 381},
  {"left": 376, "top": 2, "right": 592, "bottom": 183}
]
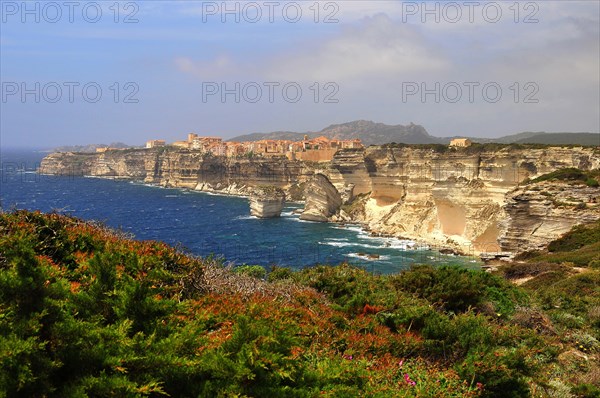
[
  {"left": 513, "top": 276, "right": 536, "bottom": 285},
  {"left": 473, "top": 224, "right": 501, "bottom": 252},
  {"left": 435, "top": 200, "right": 466, "bottom": 236}
]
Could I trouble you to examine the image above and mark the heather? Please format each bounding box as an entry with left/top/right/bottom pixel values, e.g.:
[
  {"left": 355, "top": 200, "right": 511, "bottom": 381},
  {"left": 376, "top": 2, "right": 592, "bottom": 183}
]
[{"left": 1, "top": 211, "right": 598, "bottom": 397}]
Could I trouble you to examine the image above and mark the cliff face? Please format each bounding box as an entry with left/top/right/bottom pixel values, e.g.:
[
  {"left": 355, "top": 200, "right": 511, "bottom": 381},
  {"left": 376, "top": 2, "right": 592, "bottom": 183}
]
[
  {"left": 500, "top": 181, "right": 600, "bottom": 253},
  {"left": 325, "top": 146, "right": 600, "bottom": 254},
  {"left": 41, "top": 149, "right": 314, "bottom": 195},
  {"left": 299, "top": 174, "right": 342, "bottom": 222},
  {"left": 40, "top": 146, "right": 600, "bottom": 255}
]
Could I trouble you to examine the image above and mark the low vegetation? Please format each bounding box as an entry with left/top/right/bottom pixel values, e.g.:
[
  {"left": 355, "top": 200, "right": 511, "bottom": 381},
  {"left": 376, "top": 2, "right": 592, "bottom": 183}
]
[
  {"left": 380, "top": 142, "right": 590, "bottom": 154},
  {"left": 515, "top": 222, "right": 600, "bottom": 268},
  {"left": 1, "top": 211, "right": 598, "bottom": 397},
  {"left": 527, "top": 168, "right": 600, "bottom": 187},
  {"left": 340, "top": 193, "right": 369, "bottom": 219}
]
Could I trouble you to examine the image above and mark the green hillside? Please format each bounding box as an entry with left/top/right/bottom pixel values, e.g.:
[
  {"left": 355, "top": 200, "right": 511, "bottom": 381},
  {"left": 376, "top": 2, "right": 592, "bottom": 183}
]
[
  {"left": 515, "top": 133, "right": 600, "bottom": 146},
  {"left": 1, "top": 211, "right": 598, "bottom": 397},
  {"left": 228, "top": 120, "right": 598, "bottom": 147}
]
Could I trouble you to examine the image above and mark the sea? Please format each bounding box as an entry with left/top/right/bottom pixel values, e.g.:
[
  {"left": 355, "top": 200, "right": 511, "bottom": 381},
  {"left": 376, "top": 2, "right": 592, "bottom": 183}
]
[{"left": 0, "top": 149, "right": 480, "bottom": 274}]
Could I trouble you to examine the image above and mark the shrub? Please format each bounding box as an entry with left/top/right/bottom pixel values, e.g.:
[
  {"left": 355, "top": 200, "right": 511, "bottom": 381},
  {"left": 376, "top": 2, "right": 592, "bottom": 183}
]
[
  {"left": 392, "top": 265, "right": 523, "bottom": 315},
  {"left": 547, "top": 222, "right": 600, "bottom": 253},
  {"left": 530, "top": 168, "right": 586, "bottom": 184},
  {"left": 268, "top": 266, "right": 294, "bottom": 282},
  {"left": 297, "top": 264, "right": 395, "bottom": 314},
  {"left": 458, "top": 349, "right": 531, "bottom": 398},
  {"left": 501, "top": 262, "right": 570, "bottom": 280},
  {"left": 572, "top": 383, "right": 600, "bottom": 398},
  {"left": 234, "top": 265, "right": 267, "bottom": 279},
  {"left": 585, "top": 178, "right": 599, "bottom": 187}
]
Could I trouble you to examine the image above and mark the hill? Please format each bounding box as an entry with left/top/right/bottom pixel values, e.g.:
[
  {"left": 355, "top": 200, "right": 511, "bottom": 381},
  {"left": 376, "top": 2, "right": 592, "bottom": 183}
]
[
  {"left": 2, "top": 210, "right": 599, "bottom": 397},
  {"left": 315, "top": 120, "right": 443, "bottom": 145},
  {"left": 229, "top": 120, "right": 443, "bottom": 146},
  {"left": 229, "top": 120, "right": 598, "bottom": 147},
  {"left": 228, "top": 131, "right": 306, "bottom": 142},
  {"left": 514, "top": 132, "right": 600, "bottom": 146}
]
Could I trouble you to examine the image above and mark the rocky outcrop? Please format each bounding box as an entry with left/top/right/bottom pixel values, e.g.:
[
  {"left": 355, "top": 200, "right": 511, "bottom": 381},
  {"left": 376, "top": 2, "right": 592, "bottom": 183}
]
[
  {"left": 499, "top": 181, "right": 600, "bottom": 252},
  {"left": 249, "top": 186, "right": 286, "bottom": 218},
  {"left": 299, "top": 174, "right": 343, "bottom": 222}
]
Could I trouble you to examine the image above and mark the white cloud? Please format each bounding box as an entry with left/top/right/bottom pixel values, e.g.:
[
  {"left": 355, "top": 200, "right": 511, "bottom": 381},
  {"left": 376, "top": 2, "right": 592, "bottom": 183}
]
[
  {"left": 174, "top": 13, "right": 449, "bottom": 82},
  {"left": 265, "top": 14, "right": 449, "bottom": 82},
  {"left": 174, "top": 55, "right": 237, "bottom": 79}
]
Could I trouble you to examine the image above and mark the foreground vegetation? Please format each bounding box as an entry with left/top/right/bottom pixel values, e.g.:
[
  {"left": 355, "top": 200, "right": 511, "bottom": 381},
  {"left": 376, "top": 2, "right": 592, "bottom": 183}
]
[{"left": 1, "top": 211, "right": 598, "bottom": 397}]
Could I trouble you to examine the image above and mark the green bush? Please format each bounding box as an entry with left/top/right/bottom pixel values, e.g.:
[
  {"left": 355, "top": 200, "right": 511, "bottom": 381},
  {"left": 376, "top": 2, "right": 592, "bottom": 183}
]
[
  {"left": 392, "top": 265, "right": 523, "bottom": 315},
  {"left": 458, "top": 349, "right": 531, "bottom": 398},
  {"left": 572, "top": 383, "right": 600, "bottom": 398},
  {"left": 268, "top": 266, "right": 294, "bottom": 282},
  {"left": 234, "top": 265, "right": 267, "bottom": 279},
  {"left": 297, "top": 264, "right": 395, "bottom": 314},
  {"left": 547, "top": 222, "right": 600, "bottom": 253}
]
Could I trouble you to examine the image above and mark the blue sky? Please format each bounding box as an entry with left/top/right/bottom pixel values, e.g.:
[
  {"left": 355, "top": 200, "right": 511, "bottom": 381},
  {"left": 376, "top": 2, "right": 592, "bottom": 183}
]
[{"left": 1, "top": 0, "right": 599, "bottom": 148}]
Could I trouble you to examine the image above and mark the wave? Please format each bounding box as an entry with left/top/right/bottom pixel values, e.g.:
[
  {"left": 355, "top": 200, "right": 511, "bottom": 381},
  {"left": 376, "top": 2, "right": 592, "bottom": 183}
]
[
  {"left": 235, "top": 215, "right": 256, "bottom": 220},
  {"left": 319, "top": 241, "right": 381, "bottom": 249},
  {"left": 130, "top": 182, "right": 166, "bottom": 189},
  {"left": 346, "top": 253, "right": 391, "bottom": 261},
  {"left": 286, "top": 217, "right": 314, "bottom": 223},
  {"left": 334, "top": 225, "right": 363, "bottom": 234}
]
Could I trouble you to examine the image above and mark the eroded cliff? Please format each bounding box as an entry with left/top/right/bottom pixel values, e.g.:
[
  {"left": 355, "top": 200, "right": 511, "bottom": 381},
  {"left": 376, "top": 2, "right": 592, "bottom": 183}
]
[
  {"left": 300, "top": 174, "right": 343, "bottom": 222},
  {"left": 41, "top": 148, "right": 313, "bottom": 196},
  {"left": 40, "top": 145, "right": 600, "bottom": 255},
  {"left": 324, "top": 146, "right": 600, "bottom": 254},
  {"left": 500, "top": 181, "right": 600, "bottom": 253}
]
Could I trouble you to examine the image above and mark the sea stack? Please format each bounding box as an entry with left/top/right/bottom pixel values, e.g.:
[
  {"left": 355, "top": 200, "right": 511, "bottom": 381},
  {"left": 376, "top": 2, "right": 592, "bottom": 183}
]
[
  {"left": 249, "top": 186, "right": 286, "bottom": 218},
  {"left": 300, "top": 174, "right": 343, "bottom": 222}
]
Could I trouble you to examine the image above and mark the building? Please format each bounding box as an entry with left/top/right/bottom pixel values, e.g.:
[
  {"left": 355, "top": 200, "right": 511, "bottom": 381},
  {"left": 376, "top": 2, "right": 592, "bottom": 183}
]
[
  {"left": 449, "top": 138, "right": 472, "bottom": 147},
  {"left": 146, "top": 140, "right": 166, "bottom": 148},
  {"left": 187, "top": 133, "right": 198, "bottom": 143},
  {"left": 191, "top": 136, "right": 222, "bottom": 151},
  {"left": 161, "top": 131, "right": 363, "bottom": 161},
  {"left": 225, "top": 142, "right": 246, "bottom": 157},
  {"left": 340, "top": 139, "right": 363, "bottom": 149},
  {"left": 171, "top": 140, "right": 190, "bottom": 149},
  {"left": 210, "top": 143, "right": 226, "bottom": 157}
]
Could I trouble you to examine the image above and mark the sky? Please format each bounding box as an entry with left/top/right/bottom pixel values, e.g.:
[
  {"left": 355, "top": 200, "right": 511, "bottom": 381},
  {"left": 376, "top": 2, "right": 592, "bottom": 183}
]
[{"left": 1, "top": 0, "right": 599, "bottom": 148}]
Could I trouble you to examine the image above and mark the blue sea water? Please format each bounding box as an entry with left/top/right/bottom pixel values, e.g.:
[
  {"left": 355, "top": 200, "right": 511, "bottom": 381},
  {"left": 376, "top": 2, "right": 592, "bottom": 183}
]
[{"left": 0, "top": 149, "right": 479, "bottom": 274}]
